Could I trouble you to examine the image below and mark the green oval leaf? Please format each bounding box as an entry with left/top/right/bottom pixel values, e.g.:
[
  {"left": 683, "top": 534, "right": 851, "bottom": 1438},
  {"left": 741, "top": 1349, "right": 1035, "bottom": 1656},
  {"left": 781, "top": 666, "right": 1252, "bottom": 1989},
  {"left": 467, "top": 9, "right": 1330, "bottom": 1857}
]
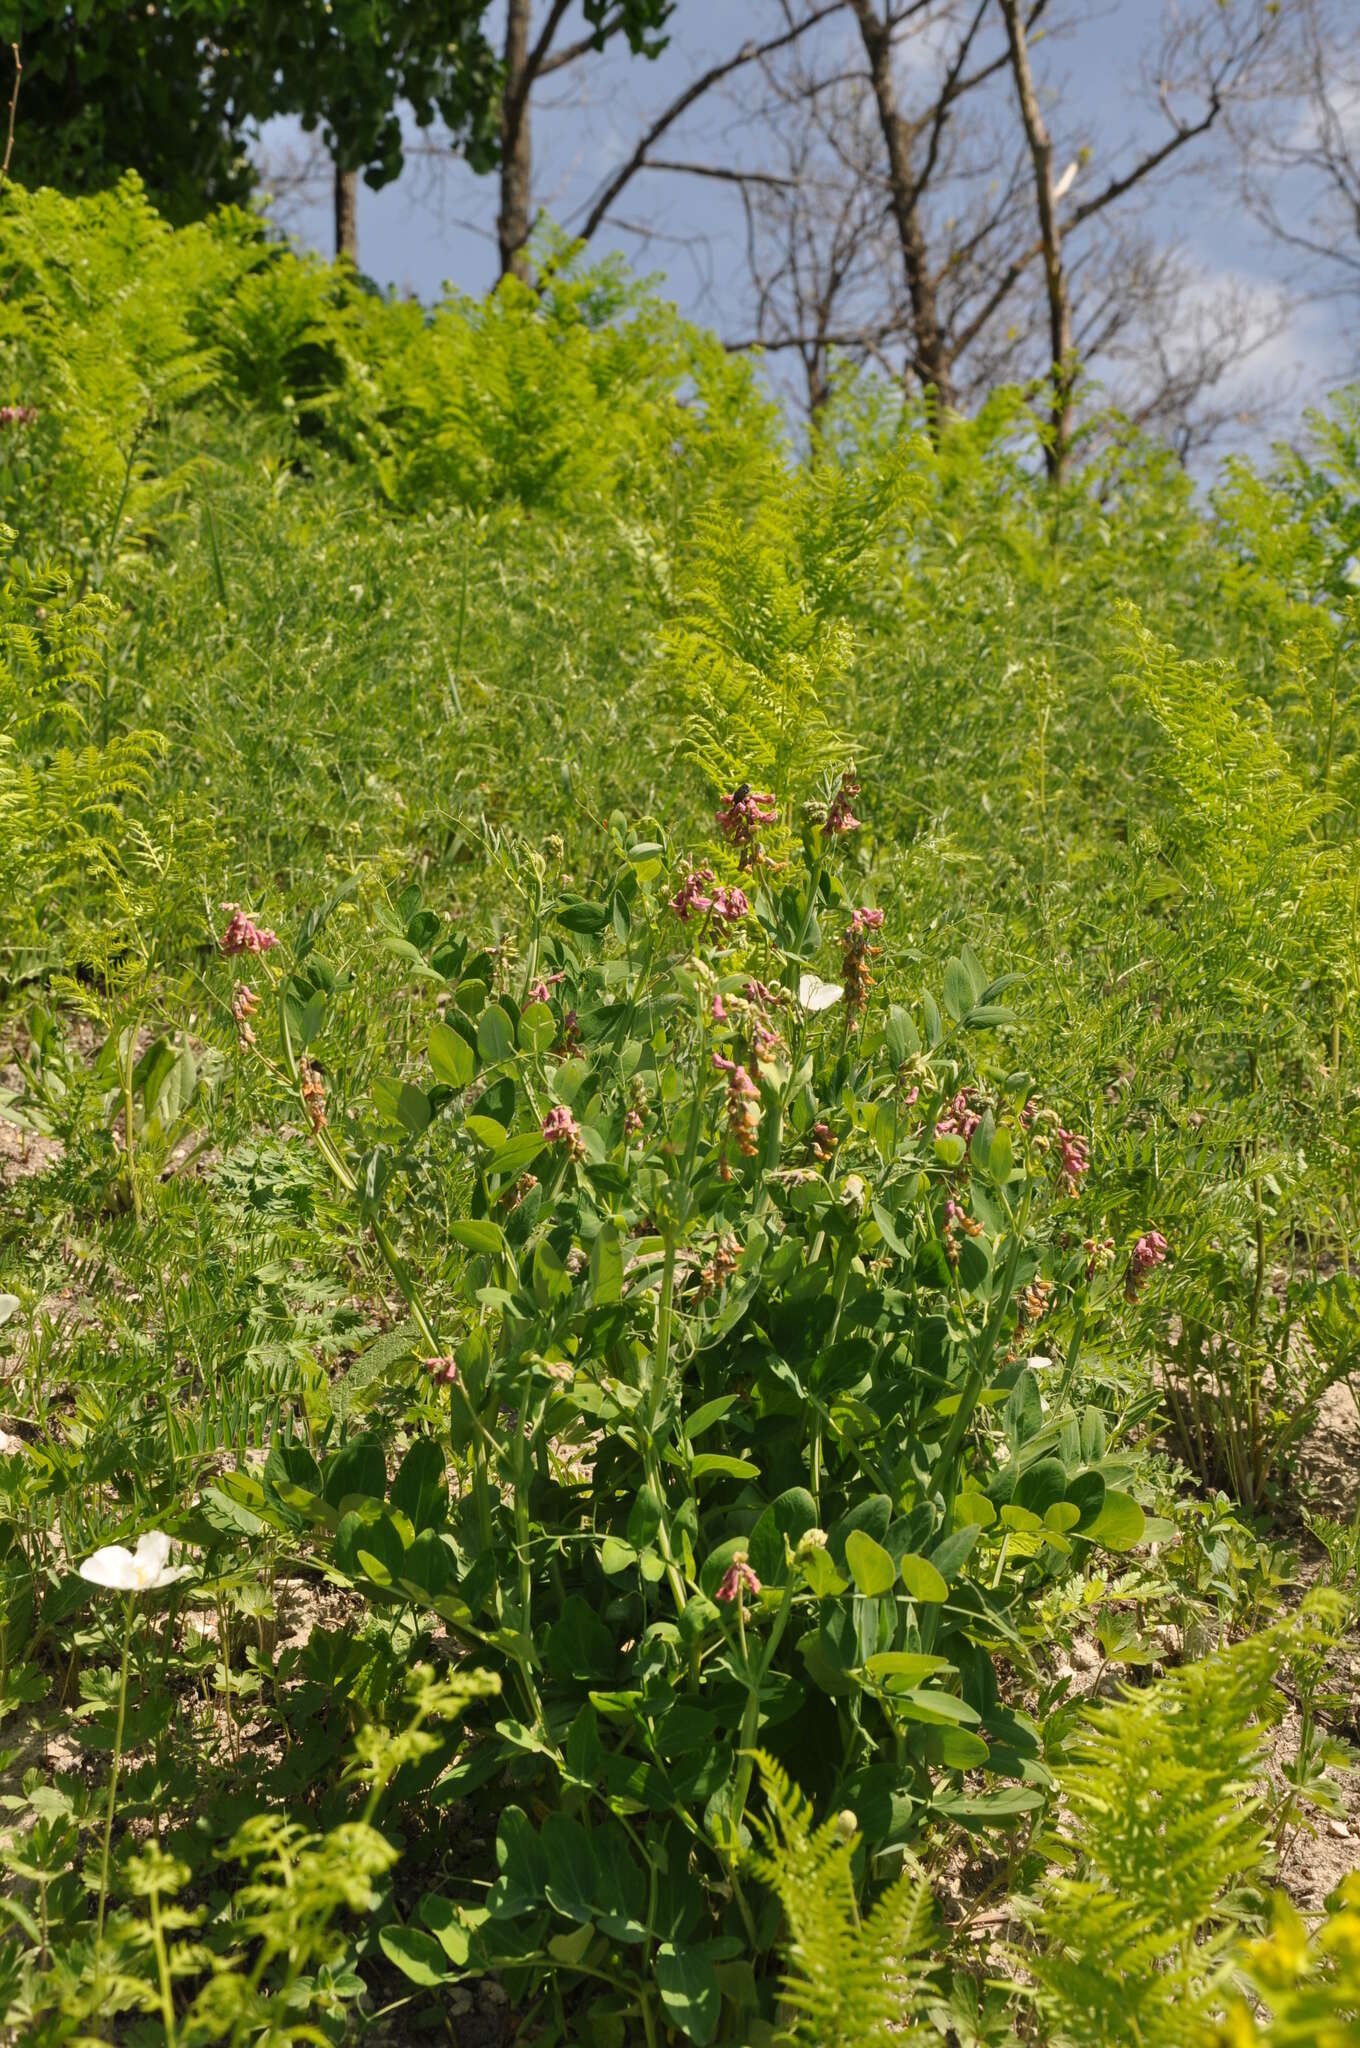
[
  {"left": 1083, "top": 1490, "right": 1146, "bottom": 1553},
  {"left": 428, "top": 1018, "right": 475, "bottom": 1088},
  {"left": 379, "top": 1924, "right": 454, "bottom": 1986},
  {"left": 899, "top": 1552, "right": 948, "bottom": 1602},
  {"left": 477, "top": 1004, "right": 515, "bottom": 1064},
  {"left": 845, "top": 1529, "right": 898, "bottom": 1597},
  {"left": 447, "top": 1217, "right": 507, "bottom": 1256}
]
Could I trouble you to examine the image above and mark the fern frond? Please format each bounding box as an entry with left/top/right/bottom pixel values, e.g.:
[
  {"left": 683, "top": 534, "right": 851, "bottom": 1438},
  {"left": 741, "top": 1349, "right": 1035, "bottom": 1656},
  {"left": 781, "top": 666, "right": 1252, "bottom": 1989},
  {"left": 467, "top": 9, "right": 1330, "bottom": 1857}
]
[{"left": 746, "top": 1751, "right": 935, "bottom": 2047}]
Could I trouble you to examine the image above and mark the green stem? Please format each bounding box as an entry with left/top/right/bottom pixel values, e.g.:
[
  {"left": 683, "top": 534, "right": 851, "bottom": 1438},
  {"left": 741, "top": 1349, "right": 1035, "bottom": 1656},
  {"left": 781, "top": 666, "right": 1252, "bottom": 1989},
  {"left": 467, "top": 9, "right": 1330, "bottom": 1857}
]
[
  {"left": 725, "top": 1577, "right": 796, "bottom": 1850},
  {"left": 934, "top": 1192, "right": 1030, "bottom": 1527},
  {"left": 96, "top": 1594, "right": 135, "bottom": 1946}
]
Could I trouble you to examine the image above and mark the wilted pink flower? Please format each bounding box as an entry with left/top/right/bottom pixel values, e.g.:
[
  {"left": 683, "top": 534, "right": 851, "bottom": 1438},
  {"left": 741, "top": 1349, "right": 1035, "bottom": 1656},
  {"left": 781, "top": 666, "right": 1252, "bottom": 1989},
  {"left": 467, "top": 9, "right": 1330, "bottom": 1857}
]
[
  {"left": 424, "top": 1355, "right": 458, "bottom": 1384},
  {"left": 710, "top": 885, "right": 750, "bottom": 924},
  {"left": 299, "top": 1057, "right": 327, "bottom": 1131},
  {"left": 941, "top": 1195, "right": 983, "bottom": 1266},
  {"left": 841, "top": 907, "right": 884, "bottom": 1018},
  {"left": 0, "top": 404, "right": 38, "bottom": 428},
  {"left": 526, "top": 973, "right": 565, "bottom": 1004},
  {"left": 670, "top": 863, "right": 716, "bottom": 922},
  {"left": 935, "top": 1088, "right": 982, "bottom": 1145},
  {"left": 1084, "top": 1234, "right": 1115, "bottom": 1279},
  {"left": 715, "top": 1552, "right": 761, "bottom": 1605},
  {"left": 1125, "top": 1229, "right": 1169, "bottom": 1300},
  {"left": 824, "top": 770, "right": 862, "bottom": 835},
  {"left": 743, "top": 980, "right": 781, "bottom": 1006},
  {"left": 713, "top": 1052, "right": 759, "bottom": 1098},
  {"left": 219, "top": 904, "right": 278, "bottom": 956},
  {"left": 713, "top": 1054, "right": 760, "bottom": 1157},
  {"left": 230, "top": 982, "right": 258, "bottom": 1046},
  {"left": 624, "top": 1108, "right": 644, "bottom": 1138},
  {"left": 1056, "top": 1128, "right": 1090, "bottom": 1193}
]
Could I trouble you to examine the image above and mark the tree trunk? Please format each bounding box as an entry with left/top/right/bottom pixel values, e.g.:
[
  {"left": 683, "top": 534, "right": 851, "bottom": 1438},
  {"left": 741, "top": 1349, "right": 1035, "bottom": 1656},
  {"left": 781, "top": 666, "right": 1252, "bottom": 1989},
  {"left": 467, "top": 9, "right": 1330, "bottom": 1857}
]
[
  {"left": 998, "top": 0, "right": 1074, "bottom": 480},
  {"left": 848, "top": 0, "right": 954, "bottom": 415},
  {"left": 499, "top": 0, "right": 534, "bottom": 281},
  {"left": 334, "top": 163, "right": 358, "bottom": 265}
]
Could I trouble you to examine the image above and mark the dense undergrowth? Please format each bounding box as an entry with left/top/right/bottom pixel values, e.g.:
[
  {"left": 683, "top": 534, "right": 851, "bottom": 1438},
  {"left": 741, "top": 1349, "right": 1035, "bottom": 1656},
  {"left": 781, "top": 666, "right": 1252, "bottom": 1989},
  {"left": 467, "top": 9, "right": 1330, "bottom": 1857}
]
[{"left": 0, "top": 174, "right": 1358, "bottom": 2045}]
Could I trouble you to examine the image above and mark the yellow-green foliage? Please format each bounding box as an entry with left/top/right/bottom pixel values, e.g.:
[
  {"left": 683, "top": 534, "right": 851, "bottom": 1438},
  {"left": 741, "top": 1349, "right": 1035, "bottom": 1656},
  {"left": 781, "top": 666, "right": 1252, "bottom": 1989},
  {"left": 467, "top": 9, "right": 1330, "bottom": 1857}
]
[
  {"left": 746, "top": 1753, "right": 936, "bottom": 2047},
  {"left": 1023, "top": 1608, "right": 1346, "bottom": 2048}
]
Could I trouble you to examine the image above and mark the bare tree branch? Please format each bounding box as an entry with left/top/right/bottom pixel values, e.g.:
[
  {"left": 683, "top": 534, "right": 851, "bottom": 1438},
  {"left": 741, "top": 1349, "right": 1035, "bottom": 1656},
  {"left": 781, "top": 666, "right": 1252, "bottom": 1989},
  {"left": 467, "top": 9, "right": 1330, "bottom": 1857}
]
[{"left": 577, "top": 2, "right": 850, "bottom": 245}]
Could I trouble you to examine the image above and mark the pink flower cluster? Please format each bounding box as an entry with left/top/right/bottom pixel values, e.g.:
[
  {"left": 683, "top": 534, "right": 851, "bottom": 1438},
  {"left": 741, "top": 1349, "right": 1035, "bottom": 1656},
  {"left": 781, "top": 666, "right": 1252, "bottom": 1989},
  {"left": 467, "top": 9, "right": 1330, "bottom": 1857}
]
[
  {"left": 526, "top": 972, "right": 565, "bottom": 1003},
  {"left": 712, "top": 885, "right": 750, "bottom": 923},
  {"left": 219, "top": 905, "right": 278, "bottom": 956},
  {"left": 424, "top": 1355, "right": 458, "bottom": 1384},
  {"left": 0, "top": 404, "right": 38, "bottom": 428},
  {"left": 824, "top": 770, "right": 861, "bottom": 836},
  {"left": 716, "top": 786, "right": 778, "bottom": 868},
  {"left": 670, "top": 864, "right": 715, "bottom": 922},
  {"left": 1056, "top": 1127, "right": 1091, "bottom": 1193},
  {"left": 935, "top": 1087, "right": 982, "bottom": 1145},
  {"left": 715, "top": 1552, "right": 761, "bottom": 1605},
  {"left": 669, "top": 865, "right": 749, "bottom": 926},
  {"left": 542, "top": 1104, "right": 584, "bottom": 1158},
  {"left": 1125, "top": 1230, "right": 1169, "bottom": 1300}
]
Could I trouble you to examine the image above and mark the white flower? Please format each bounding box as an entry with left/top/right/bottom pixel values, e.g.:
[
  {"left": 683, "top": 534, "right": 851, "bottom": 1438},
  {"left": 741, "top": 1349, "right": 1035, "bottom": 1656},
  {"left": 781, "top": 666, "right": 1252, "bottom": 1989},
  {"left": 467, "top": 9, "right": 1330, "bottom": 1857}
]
[
  {"left": 79, "top": 1531, "right": 192, "bottom": 1593},
  {"left": 798, "top": 974, "right": 843, "bottom": 1013}
]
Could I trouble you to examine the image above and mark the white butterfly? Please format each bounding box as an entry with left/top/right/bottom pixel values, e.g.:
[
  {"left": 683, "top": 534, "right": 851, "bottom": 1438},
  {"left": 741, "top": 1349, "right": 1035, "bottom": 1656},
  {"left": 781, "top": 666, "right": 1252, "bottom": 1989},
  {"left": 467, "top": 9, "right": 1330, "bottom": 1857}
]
[
  {"left": 1052, "top": 160, "right": 1079, "bottom": 202},
  {"left": 798, "top": 974, "right": 844, "bottom": 1012}
]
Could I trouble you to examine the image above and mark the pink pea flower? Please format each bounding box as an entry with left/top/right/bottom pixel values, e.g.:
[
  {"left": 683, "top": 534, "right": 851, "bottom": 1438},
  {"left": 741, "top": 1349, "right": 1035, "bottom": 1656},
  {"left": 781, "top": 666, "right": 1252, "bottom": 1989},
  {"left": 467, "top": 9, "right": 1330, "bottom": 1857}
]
[
  {"left": 424, "top": 1355, "right": 458, "bottom": 1384},
  {"left": 712, "top": 992, "right": 728, "bottom": 1023},
  {"left": 710, "top": 885, "right": 750, "bottom": 924},
  {"left": 1125, "top": 1230, "right": 1169, "bottom": 1300},
  {"left": 542, "top": 1104, "right": 583, "bottom": 1150},
  {"left": 1056, "top": 1128, "right": 1090, "bottom": 1193},
  {"left": 669, "top": 863, "right": 716, "bottom": 922},
  {"left": 715, "top": 1553, "right": 761, "bottom": 1605},
  {"left": 0, "top": 404, "right": 38, "bottom": 428},
  {"left": 716, "top": 787, "right": 778, "bottom": 869},
  {"left": 935, "top": 1088, "right": 982, "bottom": 1145},
  {"left": 824, "top": 770, "right": 862, "bottom": 835},
  {"left": 526, "top": 973, "right": 566, "bottom": 1004},
  {"left": 219, "top": 904, "right": 278, "bottom": 956}
]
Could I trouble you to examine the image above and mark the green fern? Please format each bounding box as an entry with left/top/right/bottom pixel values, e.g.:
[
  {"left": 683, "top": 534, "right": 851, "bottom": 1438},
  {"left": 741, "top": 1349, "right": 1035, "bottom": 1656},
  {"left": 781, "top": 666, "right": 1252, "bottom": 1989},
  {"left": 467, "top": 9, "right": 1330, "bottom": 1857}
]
[
  {"left": 1021, "top": 1611, "right": 1340, "bottom": 2048},
  {"left": 746, "top": 1752, "right": 937, "bottom": 2047},
  {"left": 664, "top": 444, "right": 905, "bottom": 809}
]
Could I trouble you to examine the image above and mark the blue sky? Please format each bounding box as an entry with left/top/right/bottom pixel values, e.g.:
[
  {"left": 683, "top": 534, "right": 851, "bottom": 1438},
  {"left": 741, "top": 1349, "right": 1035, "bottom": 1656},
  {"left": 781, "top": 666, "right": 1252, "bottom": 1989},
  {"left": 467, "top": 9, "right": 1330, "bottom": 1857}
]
[{"left": 253, "top": 0, "right": 1350, "bottom": 466}]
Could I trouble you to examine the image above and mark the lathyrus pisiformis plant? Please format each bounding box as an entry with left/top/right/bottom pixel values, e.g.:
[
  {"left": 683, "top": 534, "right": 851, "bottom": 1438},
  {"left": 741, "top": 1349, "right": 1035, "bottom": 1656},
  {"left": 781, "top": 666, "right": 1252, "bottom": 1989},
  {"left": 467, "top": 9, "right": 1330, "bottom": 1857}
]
[{"left": 216, "top": 779, "right": 1160, "bottom": 2045}]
